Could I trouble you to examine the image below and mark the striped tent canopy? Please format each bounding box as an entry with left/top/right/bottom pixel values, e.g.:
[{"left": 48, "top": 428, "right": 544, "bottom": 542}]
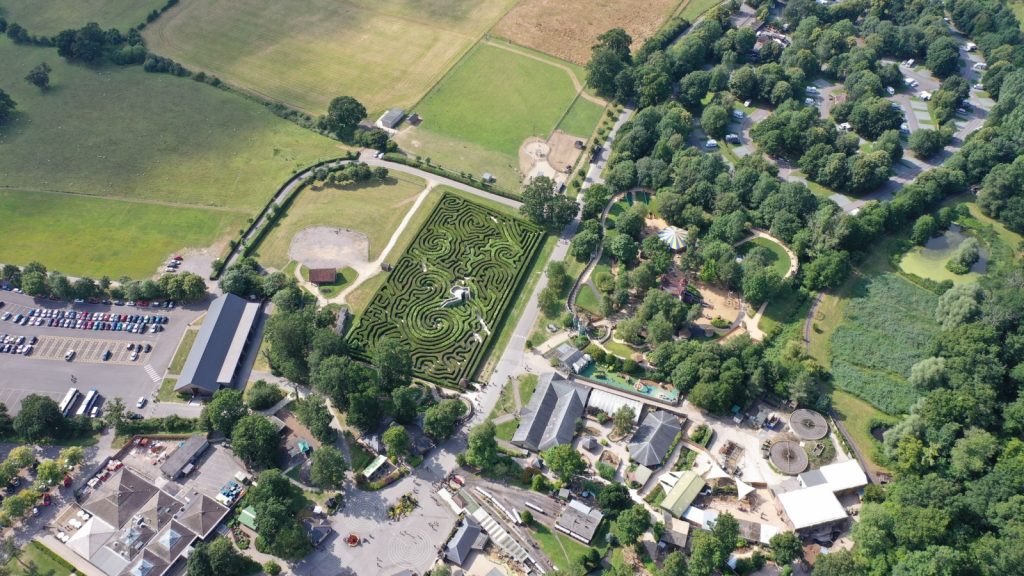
[{"left": 658, "top": 226, "right": 688, "bottom": 250}]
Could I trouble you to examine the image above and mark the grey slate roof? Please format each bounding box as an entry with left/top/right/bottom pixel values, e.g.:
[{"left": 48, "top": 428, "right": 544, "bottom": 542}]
[
  {"left": 799, "top": 468, "right": 828, "bottom": 487},
  {"left": 555, "top": 500, "right": 604, "bottom": 544},
  {"left": 83, "top": 468, "right": 160, "bottom": 528},
  {"left": 445, "top": 517, "right": 482, "bottom": 565},
  {"left": 177, "top": 494, "right": 229, "bottom": 539},
  {"left": 511, "top": 373, "right": 590, "bottom": 452},
  {"left": 175, "top": 294, "right": 260, "bottom": 394},
  {"left": 628, "top": 410, "right": 682, "bottom": 467},
  {"left": 160, "top": 435, "right": 209, "bottom": 479},
  {"left": 378, "top": 108, "right": 405, "bottom": 128}
]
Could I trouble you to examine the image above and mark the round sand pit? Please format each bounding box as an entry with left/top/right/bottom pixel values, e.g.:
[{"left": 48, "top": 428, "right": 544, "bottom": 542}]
[
  {"left": 789, "top": 409, "right": 829, "bottom": 440},
  {"left": 770, "top": 440, "right": 808, "bottom": 475},
  {"left": 288, "top": 226, "right": 369, "bottom": 270}
]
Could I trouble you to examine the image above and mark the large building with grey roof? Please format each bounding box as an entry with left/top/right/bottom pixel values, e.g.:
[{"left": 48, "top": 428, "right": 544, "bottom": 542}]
[
  {"left": 511, "top": 373, "right": 590, "bottom": 452},
  {"left": 175, "top": 294, "right": 262, "bottom": 396},
  {"left": 628, "top": 410, "right": 682, "bottom": 467},
  {"left": 71, "top": 467, "right": 231, "bottom": 576}
]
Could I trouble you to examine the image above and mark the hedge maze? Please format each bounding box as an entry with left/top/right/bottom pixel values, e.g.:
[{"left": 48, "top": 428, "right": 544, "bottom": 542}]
[{"left": 349, "top": 193, "right": 544, "bottom": 386}]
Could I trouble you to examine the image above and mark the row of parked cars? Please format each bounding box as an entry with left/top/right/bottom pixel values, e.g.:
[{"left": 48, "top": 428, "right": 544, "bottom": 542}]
[
  {"left": 0, "top": 333, "right": 36, "bottom": 356},
  {"left": 14, "top": 309, "right": 170, "bottom": 333}
]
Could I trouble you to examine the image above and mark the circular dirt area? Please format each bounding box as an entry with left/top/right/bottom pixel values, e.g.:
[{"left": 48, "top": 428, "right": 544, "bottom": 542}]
[
  {"left": 770, "top": 440, "right": 809, "bottom": 475},
  {"left": 789, "top": 409, "right": 829, "bottom": 440},
  {"left": 288, "top": 226, "right": 369, "bottom": 270},
  {"left": 519, "top": 137, "right": 554, "bottom": 179}
]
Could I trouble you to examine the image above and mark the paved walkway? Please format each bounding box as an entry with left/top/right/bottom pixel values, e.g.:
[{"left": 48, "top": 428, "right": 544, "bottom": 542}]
[{"left": 734, "top": 229, "right": 799, "bottom": 341}]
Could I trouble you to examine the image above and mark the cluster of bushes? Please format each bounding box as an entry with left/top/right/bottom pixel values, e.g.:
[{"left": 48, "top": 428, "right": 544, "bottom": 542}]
[
  {"left": 242, "top": 470, "right": 312, "bottom": 560},
  {"left": 115, "top": 414, "right": 199, "bottom": 437}
]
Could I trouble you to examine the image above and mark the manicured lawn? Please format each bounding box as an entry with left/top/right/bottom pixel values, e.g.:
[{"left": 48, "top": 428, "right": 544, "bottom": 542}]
[
  {"left": 557, "top": 96, "right": 605, "bottom": 138},
  {"left": 495, "top": 419, "right": 518, "bottom": 441},
  {"left": 6, "top": 540, "right": 77, "bottom": 575},
  {"left": 576, "top": 283, "right": 603, "bottom": 315},
  {"left": 604, "top": 340, "right": 638, "bottom": 359},
  {"left": 530, "top": 523, "right": 593, "bottom": 573},
  {"left": 519, "top": 374, "right": 538, "bottom": 406},
  {"left": 0, "top": 190, "right": 245, "bottom": 279},
  {"left": 253, "top": 173, "right": 426, "bottom": 268},
  {"left": 0, "top": 0, "right": 164, "bottom": 34},
  {"left": 401, "top": 42, "right": 580, "bottom": 184},
  {"left": 737, "top": 237, "right": 792, "bottom": 278},
  {"left": 143, "top": 0, "right": 517, "bottom": 115},
  {"left": 317, "top": 267, "right": 359, "bottom": 298},
  {"left": 168, "top": 329, "right": 199, "bottom": 375}
]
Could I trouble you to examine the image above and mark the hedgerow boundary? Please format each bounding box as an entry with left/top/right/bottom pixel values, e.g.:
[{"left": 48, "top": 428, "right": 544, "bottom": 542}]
[{"left": 347, "top": 193, "right": 543, "bottom": 387}]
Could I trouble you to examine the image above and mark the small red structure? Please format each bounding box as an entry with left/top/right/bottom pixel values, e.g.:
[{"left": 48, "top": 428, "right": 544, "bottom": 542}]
[
  {"left": 346, "top": 533, "right": 360, "bottom": 547},
  {"left": 308, "top": 268, "right": 337, "bottom": 285}
]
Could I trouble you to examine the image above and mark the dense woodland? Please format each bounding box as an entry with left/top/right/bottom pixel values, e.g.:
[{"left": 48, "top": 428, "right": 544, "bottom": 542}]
[{"left": 576, "top": 0, "right": 1024, "bottom": 572}]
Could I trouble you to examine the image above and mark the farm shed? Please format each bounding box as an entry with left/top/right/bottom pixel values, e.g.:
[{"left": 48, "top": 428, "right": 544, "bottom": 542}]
[
  {"left": 308, "top": 268, "right": 337, "bottom": 285},
  {"left": 175, "top": 294, "right": 262, "bottom": 396}
]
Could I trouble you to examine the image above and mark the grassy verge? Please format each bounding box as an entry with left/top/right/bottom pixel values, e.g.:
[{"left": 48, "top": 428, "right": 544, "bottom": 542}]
[
  {"left": 676, "top": 0, "right": 725, "bottom": 20},
  {"left": 6, "top": 541, "right": 77, "bottom": 575},
  {"left": 832, "top": 390, "right": 896, "bottom": 475},
  {"left": 519, "top": 374, "right": 539, "bottom": 406},
  {"left": 557, "top": 96, "right": 606, "bottom": 138},
  {"left": 737, "top": 237, "right": 791, "bottom": 278},
  {"left": 495, "top": 419, "right": 518, "bottom": 442},
  {"left": 156, "top": 378, "right": 189, "bottom": 403},
  {"left": 168, "top": 329, "right": 199, "bottom": 375}
]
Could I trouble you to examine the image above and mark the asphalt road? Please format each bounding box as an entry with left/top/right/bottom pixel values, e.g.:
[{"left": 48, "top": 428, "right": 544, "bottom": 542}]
[{"left": 0, "top": 291, "right": 205, "bottom": 414}]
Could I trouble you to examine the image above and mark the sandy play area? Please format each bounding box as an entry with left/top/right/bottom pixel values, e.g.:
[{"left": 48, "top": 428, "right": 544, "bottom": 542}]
[
  {"left": 288, "top": 226, "right": 369, "bottom": 270},
  {"left": 519, "top": 131, "right": 583, "bottom": 184}
]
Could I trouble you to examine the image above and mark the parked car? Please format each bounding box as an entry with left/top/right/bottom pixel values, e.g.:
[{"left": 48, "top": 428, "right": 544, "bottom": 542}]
[
  {"left": 731, "top": 109, "right": 745, "bottom": 120},
  {"left": 137, "top": 397, "right": 147, "bottom": 409},
  {"left": 704, "top": 139, "right": 719, "bottom": 149},
  {"left": 886, "top": 86, "right": 896, "bottom": 95},
  {"left": 64, "top": 350, "right": 75, "bottom": 361}
]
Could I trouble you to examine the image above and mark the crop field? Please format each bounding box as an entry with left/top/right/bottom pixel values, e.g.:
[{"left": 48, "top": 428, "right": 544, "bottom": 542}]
[
  {"left": 348, "top": 193, "right": 543, "bottom": 386},
  {"left": 0, "top": 38, "right": 341, "bottom": 277},
  {"left": 0, "top": 0, "right": 164, "bottom": 34},
  {"left": 253, "top": 173, "right": 426, "bottom": 269},
  {"left": 142, "top": 0, "right": 517, "bottom": 115},
  {"left": 492, "top": 0, "right": 683, "bottom": 65},
  {"left": 829, "top": 273, "right": 939, "bottom": 413},
  {"left": 396, "top": 42, "right": 581, "bottom": 188}
]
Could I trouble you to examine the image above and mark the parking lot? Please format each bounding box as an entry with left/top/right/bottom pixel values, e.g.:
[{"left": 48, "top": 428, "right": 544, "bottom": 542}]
[
  {"left": 0, "top": 291, "right": 206, "bottom": 414},
  {"left": 27, "top": 334, "right": 154, "bottom": 364}
]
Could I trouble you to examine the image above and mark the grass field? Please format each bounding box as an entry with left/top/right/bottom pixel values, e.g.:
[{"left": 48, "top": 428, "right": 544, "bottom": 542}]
[
  {"left": 253, "top": 173, "right": 426, "bottom": 269},
  {"left": 0, "top": 190, "right": 245, "bottom": 278},
  {"left": 738, "top": 237, "right": 791, "bottom": 278},
  {"left": 557, "top": 96, "right": 606, "bottom": 138},
  {"left": 519, "top": 374, "right": 538, "bottom": 406},
  {"left": 830, "top": 273, "right": 938, "bottom": 414},
  {"left": 495, "top": 419, "right": 518, "bottom": 441},
  {"left": 5, "top": 540, "right": 77, "bottom": 575},
  {"left": 0, "top": 38, "right": 342, "bottom": 277},
  {"left": 397, "top": 43, "right": 580, "bottom": 188},
  {"left": 0, "top": 39, "right": 341, "bottom": 210},
  {"left": 143, "top": 0, "right": 518, "bottom": 115},
  {"left": 0, "top": 0, "right": 164, "bottom": 34},
  {"left": 832, "top": 390, "right": 897, "bottom": 476},
  {"left": 493, "top": 0, "right": 683, "bottom": 65}
]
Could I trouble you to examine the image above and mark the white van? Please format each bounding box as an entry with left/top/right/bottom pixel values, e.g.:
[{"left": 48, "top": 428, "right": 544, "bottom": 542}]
[{"left": 972, "top": 62, "right": 988, "bottom": 71}]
